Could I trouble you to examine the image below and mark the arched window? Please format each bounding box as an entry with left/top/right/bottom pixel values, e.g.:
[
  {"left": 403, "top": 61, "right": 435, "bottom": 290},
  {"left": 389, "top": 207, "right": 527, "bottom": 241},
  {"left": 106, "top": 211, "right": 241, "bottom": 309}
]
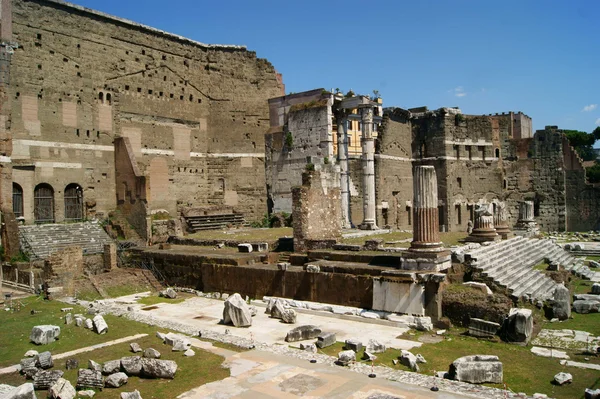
[
  {"left": 495, "top": 148, "right": 500, "bottom": 158},
  {"left": 34, "top": 183, "right": 55, "bottom": 223},
  {"left": 98, "top": 92, "right": 104, "bottom": 103},
  {"left": 64, "top": 183, "right": 83, "bottom": 221},
  {"left": 106, "top": 93, "right": 112, "bottom": 105},
  {"left": 12, "top": 183, "right": 23, "bottom": 218}
]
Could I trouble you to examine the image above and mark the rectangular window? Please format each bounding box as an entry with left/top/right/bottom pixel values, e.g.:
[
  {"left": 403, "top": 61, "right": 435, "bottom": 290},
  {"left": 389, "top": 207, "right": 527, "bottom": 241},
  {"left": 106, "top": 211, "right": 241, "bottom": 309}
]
[
  {"left": 457, "top": 177, "right": 462, "bottom": 188},
  {"left": 455, "top": 204, "right": 462, "bottom": 225},
  {"left": 454, "top": 144, "right": 460, "bottom": 160},
  {"left": 406, "top": 206, "right": 412, "bottom": 226},
  {"left": 466, "top": 145, "right": 472, "bottom": 160}
]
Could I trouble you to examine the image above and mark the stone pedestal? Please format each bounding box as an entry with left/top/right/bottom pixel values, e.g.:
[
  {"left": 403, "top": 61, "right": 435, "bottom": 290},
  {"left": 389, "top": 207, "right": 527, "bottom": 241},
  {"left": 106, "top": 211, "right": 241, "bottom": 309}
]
[
  {"left": 464, "top": 203, "right": 500, "bottom": 243},
  {"left": 402, "top": 166, "right": 450, "bottom": 271},
  {"left": 359, "top": 106, "right": 378, "bottom": 230},
  {"left": 493, "top": 201, "right": 513, "bottom": 240}
]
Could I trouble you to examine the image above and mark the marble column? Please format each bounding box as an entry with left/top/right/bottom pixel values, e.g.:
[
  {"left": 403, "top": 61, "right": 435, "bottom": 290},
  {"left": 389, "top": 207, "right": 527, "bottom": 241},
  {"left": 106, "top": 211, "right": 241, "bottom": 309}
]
[
  {"left": 493, "top": 201, "right": 513, "bottom": 239},
  {"left": 336, "top": 116, "right": 351, "bottom": 229},
  {"left": 518, "top": 201, "right": 535, "bottom": 223},
  {"left": 410, "top": 165, "right": 442, "bottom": 251},
  {"left": 359, "top": 106, "right": 377, "bottom": 230}
]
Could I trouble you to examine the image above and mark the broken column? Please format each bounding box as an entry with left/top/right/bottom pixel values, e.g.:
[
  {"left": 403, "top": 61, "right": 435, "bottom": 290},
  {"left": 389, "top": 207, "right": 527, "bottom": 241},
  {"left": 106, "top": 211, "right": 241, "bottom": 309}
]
[
  {"left": 401, "top": 165, "right": 451, "bottom": 271},
  {"left": 359, "top": 106, "right": 378, "bottom": 230},
  {"left": 336, "top": 113, "right": 351, "bottom": 229},
  {"left": 464, "top": 203, "right": 500, "bottom": 243},
  {"left": 514, "top": 200, "right": 539, "bottom": 237},
  {"left": 493, "top": 201, "right": 513, "bottom": 240}
]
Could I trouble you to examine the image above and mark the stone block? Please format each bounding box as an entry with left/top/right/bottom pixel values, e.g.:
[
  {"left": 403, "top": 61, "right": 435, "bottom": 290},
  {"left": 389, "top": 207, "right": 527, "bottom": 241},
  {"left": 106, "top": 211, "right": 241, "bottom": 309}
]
[
  {"left": 102, "top": 360, "right": 121, "bottom": 375},
  {"left": 143, "top": 348, "right": 161, "bottom": 359},
  {"left": 2, "top": 383, "right": 36, "bottom": 399},
  {"left": 344, "top": 339, "right": 363, "bottom": 353},
  {"left": 592, "top": 283, "right": 600, "bottom": 294},
  {"left": 222, "top": 293, "right": 252, "bottom": 327},
  {"left": 30, "top": 325, "right": 61, "bottom": 345},
  {"left": 252, "top": 243, "right": 268, "bottom": 252},
  {"left": 504, "top": 308, "right": 533, "bottom": 344},
  {"left": 469, "top": 318, "right": 500, "bottom": 338},
  {"left": 36, "top": 351, "right": 53, "bottom": 369},
  {"left": 462, "top": 281, "right": 493, "bottom": 295},
  {"left": 277, "top": 262, "right": 290, "bottom": 271},
  {"left": 120, "top": 356, "right": 143, "bottom": 376},
  {"left": 449, "top": 355, "right": 503, "bottom": 384},
  {"left": 93, "top": 315, "right": 108, "bottom": 334},
  {"left": 159, "top": 288, "right": 177, "bottom": 299},
  {"left": 366, "top": 339, "right": 386, "bottom": 354},
  {"left": 281, "top": 308, "right": 297, "bottom": 324},
  {"left": 553, "top": 372, "right": 572, "bottom": 385},
  {"left": 585, "top": 388, "right": 600, "bottom": 399},
  {"left": 237, "top": 243, "right": 253, "bottom": 253},
  {"left": 120, "top": 390, "right": 143, "bottom": 399},
  {"left": 65, "top": 358, "right": 78, "bottom": 370},
  {"left": 34, "top": 370, "right": 64, "bottom": 390},
  {"left": 305, "top": 264, "right": 320, "bottom": 273},
  {"left": 140, "top": 358, "right": 177, "bottom": 379},
  {"left": 76, "top": 369, "right": 103, "bottom": 390},
  {"left": 285, "top": 325, "right": 322, "bottom": 342},
  {"left": 48, "top": 377, "right": 76, "bottom": 399},
  {"left": 88, "top": 360, "right": 102, "bottom": 372},
  {"left": 573, "top": 300, "right": 600, "bottom": 314},
  {"left": 299, "top": 343, "right": 317, "bottom": 353},
  {"left": 64, "top": 313, "right": 73, "bottom": 325},
  {"left": 337, "top": 350, "right": 355, "bottom": 366},
  {"left": 130, "top": 343, "right": 143, "bottom": 353},
  {"left": 105, "top": 372, "right": 128, "bottom": 388},
  {"left": 399, "top": 350, "right": 419, "bottom": 372},
  {"left": 552, "top": 284, "right": 571, "bottom": 320},
  {"left": 316, "top": 332, "right": 336, "bottom": 349}
]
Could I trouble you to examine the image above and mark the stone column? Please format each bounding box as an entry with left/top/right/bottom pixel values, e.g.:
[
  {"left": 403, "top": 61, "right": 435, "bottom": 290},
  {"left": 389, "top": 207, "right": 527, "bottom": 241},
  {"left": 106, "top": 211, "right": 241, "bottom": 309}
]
[
  {"left": 494, "top": 201, "right": 513, "bottom": 239},
  {"left": 359, "top": 106, "right": 377, "bottom": 230},
  {"left": 518, "top": 201, "right": 535, "bottom": 223},
  {"left": 410, "top": 165, "right": 442, "bottom": 250},
  {"left": 465, "top": 203, "right": 500, "bottom": 243},
  {"left": 336, "top": 116, "right": 351, "bottom": 229},
  {"left": 402, "top": 165, "right": 450, "bottom": 271}
]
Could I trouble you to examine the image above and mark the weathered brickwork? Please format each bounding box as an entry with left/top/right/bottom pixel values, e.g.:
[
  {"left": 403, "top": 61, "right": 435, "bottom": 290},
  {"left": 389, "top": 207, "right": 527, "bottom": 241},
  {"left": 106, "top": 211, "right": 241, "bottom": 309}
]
[{"left": 6, "top": 0, "right": 283, "bottom": 228}]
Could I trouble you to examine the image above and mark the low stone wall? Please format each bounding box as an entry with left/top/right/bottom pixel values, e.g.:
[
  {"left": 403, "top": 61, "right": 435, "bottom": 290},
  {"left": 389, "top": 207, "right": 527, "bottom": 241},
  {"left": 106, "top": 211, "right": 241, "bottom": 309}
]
[{"left": 137, "top": 250, "right": 373, "bottom": 308}]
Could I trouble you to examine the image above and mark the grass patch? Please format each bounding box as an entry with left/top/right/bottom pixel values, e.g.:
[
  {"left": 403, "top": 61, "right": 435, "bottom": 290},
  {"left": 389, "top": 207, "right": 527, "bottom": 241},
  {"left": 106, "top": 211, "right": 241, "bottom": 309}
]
[
  {"left": 570, "top": 277, "right": 594, "bottom": 296},
  {"left": 319, "top": 331, "right": 600, "bottom": 399},
  {"left": 533, "top": 261, "right": 549, "bottom": 271},
  {"left": 340, "top": 231, "right": 412, "bottom": 246},
  {"left": 542, "top": 312, "right": 600, "bottom": 336},
  {"left": 187, "top": 227, "right": 291, "bottom": 242},
  {"left": 0, "top": 297, "right": 157, "bottom": 368},
  {"left": 440, "top": 231, "right": 468, "bottom": 246},
  {"left": 0, "top": 334, "right": 229, "bottom": 398}
]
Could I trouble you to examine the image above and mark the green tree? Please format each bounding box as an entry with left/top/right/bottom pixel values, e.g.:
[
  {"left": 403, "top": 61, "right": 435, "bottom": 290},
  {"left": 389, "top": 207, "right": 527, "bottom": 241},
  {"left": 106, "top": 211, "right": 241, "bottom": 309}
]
[{"left": 564, "top": 129, "right": 597, "bottom": 161}]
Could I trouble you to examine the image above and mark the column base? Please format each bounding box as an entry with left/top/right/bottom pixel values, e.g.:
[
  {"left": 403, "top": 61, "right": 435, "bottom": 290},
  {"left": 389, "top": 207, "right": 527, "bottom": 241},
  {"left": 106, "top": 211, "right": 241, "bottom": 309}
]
[
  {"left": 494, "top": 225, "right": 514, "bottom": 240},
  {"left": 359, "top": 220, "right": 379, "bottom": 230},
  {"left": 462, "top": 228, "right": 501, "bottom": 243},
  {"left": 401, "top": 249, "right": 452, "bottom": 272}
]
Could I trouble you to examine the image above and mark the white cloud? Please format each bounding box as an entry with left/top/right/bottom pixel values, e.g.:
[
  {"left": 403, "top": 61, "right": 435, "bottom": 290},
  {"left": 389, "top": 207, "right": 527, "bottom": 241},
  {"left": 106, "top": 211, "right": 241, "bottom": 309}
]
[
  {"left": 454, "top": 86, "right": 466, "bottom": 98},
  {"left": 582, "top": 104, "right": 597, "bottom": 112},
  {"left": 596, "top": 118, "right": 600, "bottom": 126}
]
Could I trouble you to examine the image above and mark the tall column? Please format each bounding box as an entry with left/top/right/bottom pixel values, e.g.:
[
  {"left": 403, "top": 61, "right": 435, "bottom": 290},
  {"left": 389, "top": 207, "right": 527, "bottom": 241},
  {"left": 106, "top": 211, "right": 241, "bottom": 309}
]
[
  {"left": 359, "top": 106, "right": 377, "bottom": 230},
  {"left": 402, "top": 165, "right": 450, "bottom": 271},
  {"left": 410, "top": 165, "right": 442, "bottom": 250},
  {"left": 336, "top": 116, "right": 351, "bottom": 229}
]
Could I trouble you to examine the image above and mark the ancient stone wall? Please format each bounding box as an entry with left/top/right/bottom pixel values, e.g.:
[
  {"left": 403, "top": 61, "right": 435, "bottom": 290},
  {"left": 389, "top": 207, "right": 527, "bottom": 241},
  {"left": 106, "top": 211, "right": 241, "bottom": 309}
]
[
  {"left": 43, "top": 245, "right": 83, "bottom": 295},
  {"left": 375, "top": 110, "right": 413, "bottom": 230},
  {"left": 8, "top": 0, "right": 282, "bottom": 225},
  {"left": 265, "top": 91, "right": 333, "bottom": 214},
  {"left": 292, "top": 170, "right": 341, "bottom": 252}
]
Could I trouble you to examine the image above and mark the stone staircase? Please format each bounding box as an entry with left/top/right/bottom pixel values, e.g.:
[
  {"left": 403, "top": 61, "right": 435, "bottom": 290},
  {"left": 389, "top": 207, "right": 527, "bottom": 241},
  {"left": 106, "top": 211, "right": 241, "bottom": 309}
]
[
  {"left": 464, "top": 236, "right": 580, "bottom": 301},
  {"left": 19, "top": 222, "right": 113, "bottom": 259}
]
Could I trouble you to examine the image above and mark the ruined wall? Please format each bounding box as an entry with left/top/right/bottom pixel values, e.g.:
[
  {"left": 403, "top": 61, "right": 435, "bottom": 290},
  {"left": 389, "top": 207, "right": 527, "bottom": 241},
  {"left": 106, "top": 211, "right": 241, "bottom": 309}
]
[
  {"left": 9, "top": 0, "right": 282, "bottom": 225},
  {"left": 265, "top": 91, "right": 333, "bottom": 214},
  {"left": 292, "top": 170, "right": 341, "bottom": 252},
  {"left": 375, "top": 110, "right": 413, "bottom": 230},
  {"left": 43, "top": 245, "right": 83, "bottom": 295}
]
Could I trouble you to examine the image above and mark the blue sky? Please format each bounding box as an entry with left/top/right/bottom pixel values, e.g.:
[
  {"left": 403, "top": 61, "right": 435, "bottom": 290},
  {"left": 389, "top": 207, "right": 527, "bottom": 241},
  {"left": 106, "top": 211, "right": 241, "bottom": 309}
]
[{"left": 72, "top": 1, "right": 600, "bottom": 135}]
